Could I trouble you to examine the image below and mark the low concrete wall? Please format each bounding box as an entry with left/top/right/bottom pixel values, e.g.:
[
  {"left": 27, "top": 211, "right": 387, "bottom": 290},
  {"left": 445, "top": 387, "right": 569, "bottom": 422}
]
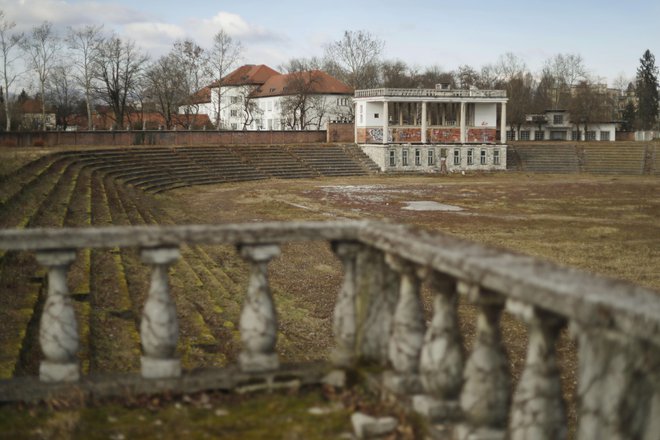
[{"left": 0, "top": 130, "right": 328, "bottom": 147}]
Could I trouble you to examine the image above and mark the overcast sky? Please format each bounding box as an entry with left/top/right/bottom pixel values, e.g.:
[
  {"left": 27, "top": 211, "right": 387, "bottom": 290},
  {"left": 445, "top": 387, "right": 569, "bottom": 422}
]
[{"left": 3, "top": 0, "right": 659, "bottom": 88}]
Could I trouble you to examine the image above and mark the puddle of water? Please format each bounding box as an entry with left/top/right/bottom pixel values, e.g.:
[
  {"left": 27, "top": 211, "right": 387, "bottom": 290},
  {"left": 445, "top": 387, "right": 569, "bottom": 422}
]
[{"left": 402, "top": 201, "right": 464, "bottom": 212}]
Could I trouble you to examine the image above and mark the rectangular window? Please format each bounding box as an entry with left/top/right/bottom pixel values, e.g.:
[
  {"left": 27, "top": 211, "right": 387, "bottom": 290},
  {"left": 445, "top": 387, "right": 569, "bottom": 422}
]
[
  {"left": 453, "top": 149, "right": 461, "bottom": 165},
  {"left": 389, "top": 150, "right": 396, "bottom": 167},
  {"left": 553, "top": 114, "right": 563, "bottom": 124},
  {"left": 267, "top": 101, "right": 273, "bottom": 111},
  {"left": 374, "top": 113, "right": 380, "bottom": 119},
  {"left": 402, "top": 149, "right": 409, "bottom": 166},
  {"left": 440, "top": 148, "right": 447, "bottom": 158},
  {"left": 534, "top": 131, "right": 545, "bottom": 141},
  {"left": 415, "top": 149, "right": 421, "bottom": 166},
  {"left": 427, "top": 149, "right": 435, "bottom": 166},
  {"left": 493, "top": 149, "right": 500, "bottom": 165},
  {"left": 587, "top": 131, "right": 596, "bottom": 141},
  {"left": 230, "top": 109, "right": 238, "bottom": 117},
  {"left": 506, "top": 130, "right": 515, "bottom": 141},
  {"left": 572, "top": 131, "right": 579, "bottom": 141},
  {"left": 231, "top": 96, "right": 240, "bottom": 104},
  {"left": 230, "top": 123, "right": 237, "bottom": 130},
  {"left": 520, "top": 130, "right": 530, "bottom": 141},
  {"left": 600, "top": 131, "right": 610, "bottom": 141},
  {"left": 467, "top": 148, "right": 474, "bottom": 165},
  {"left": 480, "top": 149, "right": 487, "bottom": 165}
]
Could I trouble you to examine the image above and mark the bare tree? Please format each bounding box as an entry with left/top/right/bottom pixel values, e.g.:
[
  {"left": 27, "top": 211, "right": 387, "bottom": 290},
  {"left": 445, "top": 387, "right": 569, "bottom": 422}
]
[
  {"left": 67, "top": 24, "right": 103, "bottom": 130},
  {"left": 172, "top": 39, "right": 209, "bottom": 128},
  {"left": 95, "top": 35, "right": 148, "bottom": 129},
  {"left": 454, "top": 65, "right": 479, "bottom": 89},
  {"left": 543, "top": 53, "right": 587, "bottom": 109},
  {"left": 21, "top": 21, "right": 60, "bottom": 131},
  {"left": 48, "top": 64, "right": 81, "bottom": 130},
  {"left": 380, "top": 60, "right": 416, "bottom": 88},
  {"left": 145, "top": 53, "right": 186, "bottom": 129},
  {"left": 324, "top": 30, "right": 384, "bottom": 90},
  {"left": 208, "top": 29, "right": 242, "bottom": 129},
  {"left": 279, "top": 67, "right": 324, "bottom": 130},
  {"left": 233, "top": 84, "right": 261, "bottom": 130},
  {"left": 493, "top": 53, "right": 534, "bottom": 138},
  {"left": 568, "top": 78, "right": 612, "bottom": 140},
  {"left": 416, "top": 65, "right": 453, "bottom": 88},
  {"left": 0, "top": 10, "right": 24, "bottom": 131}
]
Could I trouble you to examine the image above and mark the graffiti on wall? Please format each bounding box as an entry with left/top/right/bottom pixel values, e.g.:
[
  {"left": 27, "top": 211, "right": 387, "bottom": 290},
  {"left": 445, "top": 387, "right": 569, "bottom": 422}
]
[
  {"left": 429, "top": 128, "right": 461, "bottom": 143},
  {"left": 467, "top": 128, "right": 496, "bottom": 143},
  {"left": 392, "top": 128, "right": 421, "bottom": 142},
  {"left": 366, "top": 128, "right": 393, "bottom": 143}
]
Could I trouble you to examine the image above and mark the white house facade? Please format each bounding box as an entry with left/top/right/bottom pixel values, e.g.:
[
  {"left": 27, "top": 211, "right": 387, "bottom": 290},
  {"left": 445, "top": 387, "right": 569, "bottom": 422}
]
[
  {"left": 506, "top": 110, "right": 616, "bottom": 142},
  {"left": 182, "top": 65, "right": 352, "bottom": 131},
  {"left": 353, "top": 85, "right": 508, "bottom": 172}
]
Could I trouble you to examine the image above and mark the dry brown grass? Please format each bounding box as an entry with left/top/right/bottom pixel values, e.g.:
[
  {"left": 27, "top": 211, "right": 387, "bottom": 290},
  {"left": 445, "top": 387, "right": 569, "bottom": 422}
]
[{"left": 164, "top": 172, "right": 660, "bottom": 291}]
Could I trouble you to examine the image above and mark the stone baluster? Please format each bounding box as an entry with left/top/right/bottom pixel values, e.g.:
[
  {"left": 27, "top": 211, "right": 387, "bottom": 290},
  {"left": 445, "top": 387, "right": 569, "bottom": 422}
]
[
  {"left": 507, "top": 300, "right": 566, "bottom": 440},
  {"left": 458, "top": 285, "right": 510, "bottom": 440},
  {"left": 331, "top": 241, "right": 361, "bottom": 368},
  {"left": 238, "top": 244, "right": 280, "bottom": 373},
  {"left": 574, "top": 325, "right": 652, "bottom": 440},
  {"left": 36, "top": 249, "right": 79, "bottom": 382},
  {"left": 383, "top": 254, "right": 425, "bottom": 394},
  {"left": 140, "top": 247, "right": 181, "bottom": 379},
  {"left": 354, "top": 246, "right": 399, "bottom": 365},
  {"left": 414, "top": 272, "right": 464, "bottom": 420}
]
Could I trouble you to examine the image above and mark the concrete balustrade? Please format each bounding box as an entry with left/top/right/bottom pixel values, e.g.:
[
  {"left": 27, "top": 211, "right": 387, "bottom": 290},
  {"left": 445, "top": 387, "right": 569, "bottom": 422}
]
[{"left": 2, "top": 221, "right": 660, "bottom": 439}]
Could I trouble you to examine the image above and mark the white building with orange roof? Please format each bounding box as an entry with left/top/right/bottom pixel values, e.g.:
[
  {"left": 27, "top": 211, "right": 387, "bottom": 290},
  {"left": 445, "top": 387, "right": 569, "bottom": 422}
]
[{"left": 184, "top": 64, "right": 353, "bottom": 131}]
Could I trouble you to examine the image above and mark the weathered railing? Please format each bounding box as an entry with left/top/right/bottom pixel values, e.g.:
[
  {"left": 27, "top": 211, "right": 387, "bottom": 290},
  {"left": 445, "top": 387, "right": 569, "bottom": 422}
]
[
  {"left": 1, "top": 221, "right": 659, "bottom": 439},
  {"left": 354, "top": 88, "right": 508, "bottom": 99}
]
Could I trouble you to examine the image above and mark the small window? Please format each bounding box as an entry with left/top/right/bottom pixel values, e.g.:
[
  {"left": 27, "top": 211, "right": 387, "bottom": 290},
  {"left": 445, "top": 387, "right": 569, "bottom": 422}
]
[
  {"left": 374, "top": 113, "right": 380, "bottom": 119},
  {"left": 453, "top": 149, "right": 461, "bottom": 165},
  {"left": 415, "top": 149, "right": 421, "bottom": 166},
  {"left": 230, "top": 123, "right": 237, "bottom": 130},
  {"left": 586, "top": 131, "right": 596, "bottom": 141},
  {"left": 389, "top": 150, "right": 396, "bottom": 167},
  {"left": 572, "top": 131, "right": 579, "bottom": 141},
  {"left": 553, "top": 114, "right": 563, "bottom": 124},
  {"left": 534, "top": 131, "right": 545, "bottom": 141},
  {"left": 506, "top": 130, "right": 515, "bottom": 141},
  {"left": 493, "top": 149, "right": 500, "bottom": 165},
  {"left": 600, "top": 131, "right": 610, "bottom": 141},
  {"left": 480, "top": 149, "right": 487, "bottom": 165},
  {"left": 230, "top": 109, "right": 238, "bottom": 117},
  {"left": 427, "top": 149, "right": 435, "bottom": 166},
  {"left": 467, "top": 148, "right": 474, "bottom": 165},
  {"left": 440, "top": 148, "right": 447, "bottom": 158},
  {"left": 402, "top": 149, "right": 409, "bottom": 166},
  {"left": 520, "top": 130, "right": 530, "bottom": 141},
  {"left": 231, "top": 96, "right": 241, "bottom": 104}
]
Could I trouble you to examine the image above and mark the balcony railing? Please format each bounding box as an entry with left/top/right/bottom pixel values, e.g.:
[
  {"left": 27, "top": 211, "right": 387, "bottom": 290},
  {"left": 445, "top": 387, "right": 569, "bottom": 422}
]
[
  {"left": 355, "top": 88, "right": 507, "bottom": 99},
  {"left": 0, "top": 221, "right": 658, "bottom": 439}
]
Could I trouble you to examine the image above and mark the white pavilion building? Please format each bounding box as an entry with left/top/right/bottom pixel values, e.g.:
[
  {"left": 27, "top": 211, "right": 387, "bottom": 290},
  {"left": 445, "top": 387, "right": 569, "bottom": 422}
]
[{"left": 353, "top": 85, "right": 508, "bottom": 172}]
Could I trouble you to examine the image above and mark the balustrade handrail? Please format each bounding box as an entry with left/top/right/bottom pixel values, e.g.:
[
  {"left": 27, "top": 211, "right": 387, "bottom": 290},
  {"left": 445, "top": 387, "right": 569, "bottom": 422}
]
[
  {"left": 1, "top": 221, "right": 658, "bottom": 346},
  {"left": 3, "top": 220, "right": 660, "bottom": 437},
  {"left": 354, "top": 88, "right": 508, "bottom": 99}
]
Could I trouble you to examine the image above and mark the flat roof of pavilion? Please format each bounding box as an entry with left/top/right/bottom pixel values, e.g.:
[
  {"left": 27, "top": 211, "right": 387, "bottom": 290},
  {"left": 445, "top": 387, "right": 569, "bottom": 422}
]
[{"left": 354, "top": 88, "right": 507, "bottom": 101}]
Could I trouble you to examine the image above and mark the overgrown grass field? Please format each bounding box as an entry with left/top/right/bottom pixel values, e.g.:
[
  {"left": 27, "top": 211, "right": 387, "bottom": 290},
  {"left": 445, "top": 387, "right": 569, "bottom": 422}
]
[{"left": 0, "top": 147, "right": 658, "bottom": 438}]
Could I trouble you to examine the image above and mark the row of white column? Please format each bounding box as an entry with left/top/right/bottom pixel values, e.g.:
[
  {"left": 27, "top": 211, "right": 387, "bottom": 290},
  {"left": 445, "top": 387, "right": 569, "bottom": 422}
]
[{"left": 380, "top": 101, "right": 507, "bottom": 145}]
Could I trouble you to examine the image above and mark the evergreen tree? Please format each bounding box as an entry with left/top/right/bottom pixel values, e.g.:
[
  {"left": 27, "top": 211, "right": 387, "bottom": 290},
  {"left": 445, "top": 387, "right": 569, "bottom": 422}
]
[
  {"left": 621, "top": 101, "right": 636, "bottom": 132},
  {"left": 635, "top": 49, "right": 659, "bottom": 130}
]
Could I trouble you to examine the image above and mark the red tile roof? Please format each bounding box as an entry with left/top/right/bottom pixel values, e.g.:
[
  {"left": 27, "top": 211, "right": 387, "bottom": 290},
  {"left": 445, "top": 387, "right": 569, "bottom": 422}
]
[
  {"left": 210, "top": 64, "right": 280, "bottom": 88},
  {"left": 252, "top": 70, "right": 352, "bottom": 98}
]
